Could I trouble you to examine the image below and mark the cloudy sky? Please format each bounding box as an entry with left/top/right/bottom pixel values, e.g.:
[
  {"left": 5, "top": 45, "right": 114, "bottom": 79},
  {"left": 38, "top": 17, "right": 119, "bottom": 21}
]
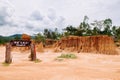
[{"left": 0, "top": 0, "right": 120, "bottom": 36}]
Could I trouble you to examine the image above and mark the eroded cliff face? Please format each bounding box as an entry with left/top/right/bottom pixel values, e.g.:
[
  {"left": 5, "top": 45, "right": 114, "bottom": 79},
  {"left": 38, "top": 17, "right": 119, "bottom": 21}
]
[{"left": 53, "top": 35, "right": 118, "bottom": 55}]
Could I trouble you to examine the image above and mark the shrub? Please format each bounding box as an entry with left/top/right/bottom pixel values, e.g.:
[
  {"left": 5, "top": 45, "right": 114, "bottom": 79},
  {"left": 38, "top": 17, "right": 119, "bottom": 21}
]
[
  {"left": 57, "top": 53, "right": 77, "bottom": 59},
  {"left": 34, "top": 59, "right": 42, "bottom": 63},
  {"left": 2, "top": 62, "right": 10, "bottom": 66}
]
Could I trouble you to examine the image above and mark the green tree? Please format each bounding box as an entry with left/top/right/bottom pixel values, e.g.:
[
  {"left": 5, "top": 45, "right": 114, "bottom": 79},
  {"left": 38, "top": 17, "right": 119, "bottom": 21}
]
[
  {"left": 102, "top": 18, "right": 112, "bottom": 36},
  {"left": 0, "top": 36, "right": 11, "bottom": 44},
  {"left": 92, "top": 27, "right": 100, "bottom": 35},
  {"left": 112, "top": 26, "right": 117, "bottom": 36},
  {"left": 91, "top": 20, "right": 104, "bottom": 35},
  {"left": 63, "top": 25, "right": 77, "bottom": 35},
  {"left": 34, "top": 33, "right": 45, "bottom": 44},
  {"left": 78, "top": 16, "right": 91, "bottom": 36},
  {"left": 43, "top": 28, "right": 61, "bottom": 40},
  {"left": 44, "top": 29, "right": 50, "bottom": 38},
  {"left": 14, "top": 36, "right": 21, "bottom": 40},
  {"left": 115, "top": 27, "right": 120, "bottom": 40}
]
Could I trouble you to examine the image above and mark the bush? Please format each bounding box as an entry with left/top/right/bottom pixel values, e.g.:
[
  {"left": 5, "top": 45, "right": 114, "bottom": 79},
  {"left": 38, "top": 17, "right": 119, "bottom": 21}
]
[
  {"left": 57, "top": 53, "right": 77, "bottom": 59},
  {"left": 34, "top": 59, "right": 42, "bottom": 63},
  {"left": 2, "top": 62, "right": 10, "bottom": 66}
]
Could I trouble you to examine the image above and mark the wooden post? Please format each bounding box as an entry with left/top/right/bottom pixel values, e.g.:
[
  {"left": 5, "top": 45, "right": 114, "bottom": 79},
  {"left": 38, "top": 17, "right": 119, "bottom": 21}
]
[
  {"left": 30, "top": 44, "right": 36, "bottom": 61},
  {"left": 5, "top": 43, "right": 12, "bottom": 63}
]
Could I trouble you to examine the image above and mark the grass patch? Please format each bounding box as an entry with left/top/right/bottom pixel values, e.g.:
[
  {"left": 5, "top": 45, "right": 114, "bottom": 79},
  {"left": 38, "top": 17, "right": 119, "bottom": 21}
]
[
  {"left": 2, "top": 62, "right": 10, "bottom": 66},
  {"left": 34, "top": 59, "right": 42, "bottom": 63},
  {"left": 57, "top": 53, "right": 77, "bottom": 59}
]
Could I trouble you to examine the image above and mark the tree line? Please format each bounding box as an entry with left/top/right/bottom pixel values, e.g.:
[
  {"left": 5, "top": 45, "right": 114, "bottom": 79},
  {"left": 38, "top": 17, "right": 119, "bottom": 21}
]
[{"left": 35, "top": 16, "right": 120, "bottom": 43}]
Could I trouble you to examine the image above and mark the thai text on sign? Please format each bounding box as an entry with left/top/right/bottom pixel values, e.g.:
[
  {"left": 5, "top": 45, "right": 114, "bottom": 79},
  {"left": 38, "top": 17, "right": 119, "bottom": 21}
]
[{"left": 10, "top": 40, "right": 31, "bottom": 47}]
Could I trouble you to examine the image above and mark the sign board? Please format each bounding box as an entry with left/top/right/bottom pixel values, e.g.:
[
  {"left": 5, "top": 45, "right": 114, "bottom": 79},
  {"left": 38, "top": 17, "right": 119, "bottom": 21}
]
[{"left": 10, "top": 40, "right": 31, "bottom": 47}]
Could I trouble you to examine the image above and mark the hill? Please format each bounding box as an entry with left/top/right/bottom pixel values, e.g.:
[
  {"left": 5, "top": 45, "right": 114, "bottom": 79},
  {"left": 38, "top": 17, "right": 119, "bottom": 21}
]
[{"left": 0, "top": 34, "right": 22, "bottom": 44}]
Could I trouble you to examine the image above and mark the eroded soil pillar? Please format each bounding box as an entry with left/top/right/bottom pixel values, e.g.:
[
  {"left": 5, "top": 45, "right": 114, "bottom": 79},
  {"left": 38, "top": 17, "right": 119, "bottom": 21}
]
[
  {"left": 30, "top": 44, "right": 36, "bottom": 61},
  {"left": 5, "top": 43, "right": 12, "bottom": 63}
]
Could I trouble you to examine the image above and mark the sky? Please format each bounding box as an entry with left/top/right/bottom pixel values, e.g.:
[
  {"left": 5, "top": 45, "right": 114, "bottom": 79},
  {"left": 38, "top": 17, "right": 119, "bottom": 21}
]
[{"left": 0, "top": 0, "right": 120, "bottom": 36}]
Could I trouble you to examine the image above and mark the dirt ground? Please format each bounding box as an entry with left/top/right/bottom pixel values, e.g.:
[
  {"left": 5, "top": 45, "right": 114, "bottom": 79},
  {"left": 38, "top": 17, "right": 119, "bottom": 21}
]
[{"left": 0, "top": 46, "right": 120, "bottom": 80}]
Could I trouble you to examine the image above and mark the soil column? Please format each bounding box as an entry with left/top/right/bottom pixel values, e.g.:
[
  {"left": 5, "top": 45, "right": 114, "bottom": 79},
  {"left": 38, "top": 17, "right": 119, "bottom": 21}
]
[
  {"left": 5, "top": 43, "right": 12, "bottom": 63},
  {"left": 30, "top": 44, "right": 36, "bottom": 61}
]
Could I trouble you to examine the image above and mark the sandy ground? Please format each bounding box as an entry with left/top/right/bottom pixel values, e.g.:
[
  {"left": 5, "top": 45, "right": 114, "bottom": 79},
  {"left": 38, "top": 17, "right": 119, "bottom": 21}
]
[{"left": 0, "top": 46, "right": 120, "bottom": 80}]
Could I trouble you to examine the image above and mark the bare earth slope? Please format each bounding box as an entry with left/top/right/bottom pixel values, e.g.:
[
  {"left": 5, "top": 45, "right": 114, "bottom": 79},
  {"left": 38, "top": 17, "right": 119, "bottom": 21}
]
[{"left": 0, "top": 46, "right": 120, "bottom": 80}]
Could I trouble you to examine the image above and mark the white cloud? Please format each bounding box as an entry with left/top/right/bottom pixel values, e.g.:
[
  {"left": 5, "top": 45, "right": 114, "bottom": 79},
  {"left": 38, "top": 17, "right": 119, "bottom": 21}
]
[
  {"left": 47, "top": 8, "right": 56, "bottom": 21},
  {"left": 0, "top": 0, "right": 120, "bottom": 36},
  {"left": 30, "top": 10, "right": 44, "bottom": 21},
  {"left": 0, "top": 0, "right": 14, "bottom": 26},
  {"left": 0, "top": 0, "right": 66, "bottom": 36}
]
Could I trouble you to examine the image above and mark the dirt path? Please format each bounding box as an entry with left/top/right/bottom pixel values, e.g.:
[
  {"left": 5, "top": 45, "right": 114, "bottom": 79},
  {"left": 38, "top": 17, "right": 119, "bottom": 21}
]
[{"left": 0, "top": 46, "right": 120, "bottom": 80}]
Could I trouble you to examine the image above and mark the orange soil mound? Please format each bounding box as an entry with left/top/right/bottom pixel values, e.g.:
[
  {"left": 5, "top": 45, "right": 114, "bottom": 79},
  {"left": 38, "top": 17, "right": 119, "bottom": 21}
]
[
  {"left": 45, "top": 39, "right": 56, "bottom": 48},
  {"left": 36, "top": 42, "right": 44, "bottom": 52},
  {"left": 53, "top": 35, "right": 118, "bottom": 55},
  {"left": 21, "top": 34, "right": 31, "bottom": 40}
]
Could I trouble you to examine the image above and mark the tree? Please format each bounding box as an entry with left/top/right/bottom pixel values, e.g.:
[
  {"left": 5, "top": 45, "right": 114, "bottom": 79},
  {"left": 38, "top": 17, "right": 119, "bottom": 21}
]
[
  {"left": 112, "top": 26, "right": 117, "bottom": 36},
  {"left": 14, "top": 35, "right": 21, "bottom": 40},
  {"left": 103, "top": 18, "right": 112, "bottom": 27},
  {"left": 92, "top": 27, "right": 100, "bottom": 35},
  {"left": 0, "top": 36, "right": 11, "bottom": 44},
  {"left": 51, "top": 28, "right": 60, "bottom": 40},
  {"left": 115, "top": 27, "right": 120, "bottom": 40},
  {"left": 78, "top": 16, "right": 91, "bottom": 36},
  {"left": 63, "top": 25, "right": 77, "bottom": 35},
  {"left": 44, "top": 29, "right": 51, "bottom": 39},
  {"left": 102, "top": 18, "right": 112, "bottom": 36},
  {"left": 91, "top": 20, "right": 104, "bottom": 31},
  {"left": 34, "top": 33, "right": 45, "bottom": 44}
]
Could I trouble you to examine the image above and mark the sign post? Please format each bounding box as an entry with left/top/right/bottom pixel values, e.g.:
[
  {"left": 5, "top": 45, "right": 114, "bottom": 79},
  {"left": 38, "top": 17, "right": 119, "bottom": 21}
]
[
  {"left": 10, "top": 40, "right": 31, "bottom": 47},
  {"left": 5, "top": 40, "right": 36, "bottom": 63}
]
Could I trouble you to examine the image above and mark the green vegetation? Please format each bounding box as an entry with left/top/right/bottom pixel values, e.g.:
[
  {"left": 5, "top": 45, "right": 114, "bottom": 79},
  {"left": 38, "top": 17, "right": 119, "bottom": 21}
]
[
  {"left": 57, "top": 54, "right": 77, "bottom": 59},
  {"left": 0, "top": 34, "right": 21, "bottom": 44},
  {"left": 33, "top": 28, "right": 63, "bottom": 46},
  {"left": 2, "top": 62, "right": 10, "bottom": 66},
  {"left": 34, "top": 33, "right": 45, "bottom": 44},
  {"left": 43, "top": 28, "right": 61, "bottom": 40},
  {"left": 34, "top": 59, "right": 42, "bottom": 63},
  {"left": 0, "top": 36, "right": 11, "bottom": 44}
]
